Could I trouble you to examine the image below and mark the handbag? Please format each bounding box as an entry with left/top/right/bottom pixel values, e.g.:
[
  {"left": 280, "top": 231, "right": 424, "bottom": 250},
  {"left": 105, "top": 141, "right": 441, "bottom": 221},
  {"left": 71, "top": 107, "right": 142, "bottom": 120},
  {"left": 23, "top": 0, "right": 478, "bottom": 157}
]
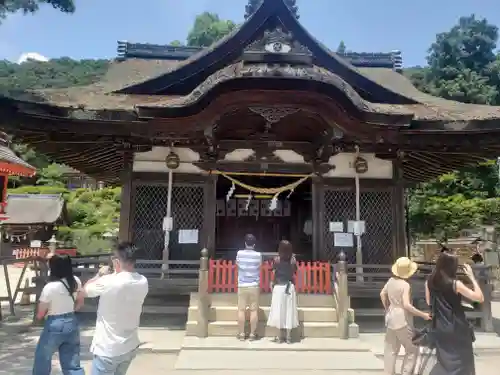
[
  {"left": 412, "top": 325, "right": 435, "bottom": 348},
  {"left": 412, "top": 294, "right": 436, "bottom": 348}
]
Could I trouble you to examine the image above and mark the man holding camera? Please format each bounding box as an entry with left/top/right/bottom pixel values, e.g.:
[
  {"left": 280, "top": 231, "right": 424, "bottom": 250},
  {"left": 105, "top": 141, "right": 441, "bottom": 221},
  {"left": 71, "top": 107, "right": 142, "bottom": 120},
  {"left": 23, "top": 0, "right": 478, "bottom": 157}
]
[{"left": 84, "top": 242, "right": 148, "bottom": 375}]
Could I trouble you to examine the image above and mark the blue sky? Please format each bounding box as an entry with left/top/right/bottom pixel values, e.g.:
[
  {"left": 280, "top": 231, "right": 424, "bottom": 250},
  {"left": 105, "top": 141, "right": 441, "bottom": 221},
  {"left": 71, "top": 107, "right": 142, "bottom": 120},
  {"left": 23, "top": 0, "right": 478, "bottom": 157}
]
[{"left": 1, "top": 0, "right": 500, "bottom": 67}]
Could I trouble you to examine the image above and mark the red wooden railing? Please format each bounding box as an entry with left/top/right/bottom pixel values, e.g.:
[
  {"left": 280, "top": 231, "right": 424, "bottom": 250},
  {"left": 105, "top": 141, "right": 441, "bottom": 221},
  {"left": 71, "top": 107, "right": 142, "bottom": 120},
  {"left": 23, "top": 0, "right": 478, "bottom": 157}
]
[
  {"left": 208, "top": 259, "right": 332, "bottom": 294},
  {"left": 12, "top": 247, "right": 77, "bottom": 267}
]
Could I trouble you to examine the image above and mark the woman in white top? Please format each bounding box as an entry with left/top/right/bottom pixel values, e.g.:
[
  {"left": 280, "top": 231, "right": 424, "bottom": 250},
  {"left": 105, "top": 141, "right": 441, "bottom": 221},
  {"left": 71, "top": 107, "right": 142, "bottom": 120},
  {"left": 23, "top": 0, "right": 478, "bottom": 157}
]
[{"left": 32, "top": 254, "right": 85, "bottom": 375}]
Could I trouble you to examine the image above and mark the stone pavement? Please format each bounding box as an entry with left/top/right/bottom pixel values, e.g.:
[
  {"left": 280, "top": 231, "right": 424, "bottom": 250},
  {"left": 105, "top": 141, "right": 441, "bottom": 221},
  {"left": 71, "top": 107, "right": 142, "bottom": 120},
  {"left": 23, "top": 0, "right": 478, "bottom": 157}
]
[
  {"left": 3, "top": 320, "right": 500, "bottom": 374},
  {"left": 0, "top": 265, "right": 36, "bottom": 308},
  {"left": 2, "top": 295, "right": 500, "bottom": 373}
]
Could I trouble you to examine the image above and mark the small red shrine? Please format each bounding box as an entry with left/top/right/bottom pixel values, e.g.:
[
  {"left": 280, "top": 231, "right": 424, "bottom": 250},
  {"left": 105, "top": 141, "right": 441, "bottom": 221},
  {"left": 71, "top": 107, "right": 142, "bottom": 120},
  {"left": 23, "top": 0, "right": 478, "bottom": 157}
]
[{"left": 0, "top": 132, "right": 36, "bottom": 220}]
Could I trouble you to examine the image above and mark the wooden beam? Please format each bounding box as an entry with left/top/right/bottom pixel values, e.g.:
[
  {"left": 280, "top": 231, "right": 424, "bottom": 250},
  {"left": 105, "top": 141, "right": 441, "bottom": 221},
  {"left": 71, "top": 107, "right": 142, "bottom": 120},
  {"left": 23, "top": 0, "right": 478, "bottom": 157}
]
[
  {"left": 119, "top": 151, "right": 133, "bottom": 243},
  {"left": 202, "top": 174, "right": 217, "bottom": 257},
  {"left": 391, "top": 159, "right": 406, "bottom": 260},
  {"left": 312, "top": 176, "right": 324, "bottom": 261}
]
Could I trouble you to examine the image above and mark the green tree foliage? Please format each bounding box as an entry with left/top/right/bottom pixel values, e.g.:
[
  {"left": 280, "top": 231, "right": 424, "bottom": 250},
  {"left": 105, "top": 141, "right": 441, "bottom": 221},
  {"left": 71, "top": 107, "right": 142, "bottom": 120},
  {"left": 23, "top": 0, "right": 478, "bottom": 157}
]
[
  {"left": 0, "top": 58, "right": 109, "bottom": 94},
  {"left": 407, "top": 15, "right": 500, "bottom": 239},
  {"left": 244, "top": 0, "right": 299, "bottom": 19},
  {"left": 36, "top": 164, "right": 66, "bottom": 187},
  {"left": 9, "top": 185, "right": 121, "bottom": 252},
  {"left": 0, "top": 0, "right": 74, "bottom": 21},
  {"left": 186, "top": 12, "right": 237, "bottom": 47}
]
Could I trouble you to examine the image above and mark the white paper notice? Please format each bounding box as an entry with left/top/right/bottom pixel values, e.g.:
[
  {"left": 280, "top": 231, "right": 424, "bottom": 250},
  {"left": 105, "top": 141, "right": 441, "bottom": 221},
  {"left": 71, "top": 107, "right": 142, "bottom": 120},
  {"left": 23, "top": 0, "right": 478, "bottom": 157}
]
[
  {"left": 162, "top": 216, "right": 173, "bottom": 231},
  {"left": 329, "top": 221, "right": 344, "bottom": 232},
  {"left": 352, "top": 221, "right": 366, "bottom": 236},
  {"left": 178, "top": 229, "right": 199, "bottom": 244},
  {"left": 334, "top": 232, "right": 354, "bottom": 247},
  {"left": 348, "top": 220, "right": 366, "bottom": 235}
]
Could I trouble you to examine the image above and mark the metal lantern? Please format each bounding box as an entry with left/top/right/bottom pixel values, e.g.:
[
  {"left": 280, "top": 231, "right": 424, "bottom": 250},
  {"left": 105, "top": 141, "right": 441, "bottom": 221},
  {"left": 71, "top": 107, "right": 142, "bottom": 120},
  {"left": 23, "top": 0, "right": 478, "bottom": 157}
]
[
  {"left": 165, "top": 151, "right": 180, "bottom": 170},
  {"left": 354, "top": 156, "right": 368, "bottom": 174}
]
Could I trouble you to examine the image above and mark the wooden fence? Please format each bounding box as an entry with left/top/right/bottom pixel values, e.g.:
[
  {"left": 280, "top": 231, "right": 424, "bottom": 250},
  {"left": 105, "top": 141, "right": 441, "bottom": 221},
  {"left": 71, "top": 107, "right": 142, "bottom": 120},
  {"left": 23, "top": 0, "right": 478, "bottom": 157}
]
[
  {"left": 208, "top": 259, "right": 332, "bottom": 294},
  {"left": 0, "top": 256, "right": 48, "bottom": 321}
]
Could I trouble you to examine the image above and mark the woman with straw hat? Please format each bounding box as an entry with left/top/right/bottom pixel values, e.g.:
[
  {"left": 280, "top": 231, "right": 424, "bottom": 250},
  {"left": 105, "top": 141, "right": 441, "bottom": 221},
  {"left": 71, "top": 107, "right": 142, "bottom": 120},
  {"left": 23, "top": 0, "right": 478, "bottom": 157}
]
[{"left": 381, "top": 257, "right": 431, "bottom": 375}]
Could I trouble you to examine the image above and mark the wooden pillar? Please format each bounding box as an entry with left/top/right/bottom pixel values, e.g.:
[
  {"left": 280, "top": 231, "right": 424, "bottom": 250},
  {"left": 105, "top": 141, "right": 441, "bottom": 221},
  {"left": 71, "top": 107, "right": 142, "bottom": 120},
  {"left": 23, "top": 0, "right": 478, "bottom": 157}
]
[
  {"left": 118, "top": 151, "right": 133, "bottom": 243},
  {"left": 312, "top": 176, "right": 325, "bottom": 261},
  {"left": 203, "top": 174, "right": 217, "bottom": 257},
  {"left": 391, "top": 160, "right": 406, "bottom": 260}
]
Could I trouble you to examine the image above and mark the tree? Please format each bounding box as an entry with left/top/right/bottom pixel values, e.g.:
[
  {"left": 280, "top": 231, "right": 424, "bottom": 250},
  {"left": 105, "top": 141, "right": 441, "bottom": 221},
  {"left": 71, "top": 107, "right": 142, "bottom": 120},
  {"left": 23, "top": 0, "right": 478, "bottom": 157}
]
[
  {"left": 336, "top": 41, "right": 346, "bottom": 54},
  {"left": 244, "top": 0, "right": 299, "bottom": 19},
  {"left": 36, "top": 163, "right": 66, "bottom": 187},
  {"left": 413, "top": 15, "right": 499, "bottom": 104},
  {"left": 407, "top": 15, "right": 500, "bottom": 239},
  {"left": 186, "top": 12, "right": 237, "bottom": 47},
  {"left": 0, "top": 0, "right": 75, "bottom": 21},
  {"left": 409, "top": 193, "right": 482, "bottom": 241},
  {"left": 169, "top": 40, "right": 184, "bottom": 47},
  {"left": 0, "top": 58, "right": 109, "bottom": 95}
]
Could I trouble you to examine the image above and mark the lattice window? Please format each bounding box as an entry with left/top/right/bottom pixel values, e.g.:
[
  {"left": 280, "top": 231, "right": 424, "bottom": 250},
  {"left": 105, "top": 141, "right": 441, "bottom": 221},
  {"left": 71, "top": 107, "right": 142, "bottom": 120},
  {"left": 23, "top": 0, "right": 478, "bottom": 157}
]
[
  {"left": 360, "top": 191, "right": 393, "bottom": 265},
  {"left": 170, "top": 184, "right": 204, "bottom": 262},
  {"left": 323, "top": 190, "right": 356, "bottom": 262},
  {"left": 131, "top": 183, "right": 205, "bottom": 266},
  {"left": 322, "top": 189, "right": 393, "bottom": 265}
]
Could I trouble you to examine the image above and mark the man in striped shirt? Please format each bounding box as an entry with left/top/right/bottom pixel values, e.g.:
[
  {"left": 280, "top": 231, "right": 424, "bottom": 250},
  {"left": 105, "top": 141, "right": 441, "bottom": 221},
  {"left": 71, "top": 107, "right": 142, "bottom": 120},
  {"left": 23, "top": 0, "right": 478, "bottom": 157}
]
[{"left": 236, "top": 234, "right": 262, "bottom": 340}]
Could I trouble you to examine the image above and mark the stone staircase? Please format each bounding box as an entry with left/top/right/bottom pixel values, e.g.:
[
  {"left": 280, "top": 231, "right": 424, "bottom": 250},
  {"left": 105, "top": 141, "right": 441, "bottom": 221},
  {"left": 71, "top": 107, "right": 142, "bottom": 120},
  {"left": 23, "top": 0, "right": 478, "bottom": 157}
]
[{"left": 186, "top": 292, "right": 359, "bottom": 338}]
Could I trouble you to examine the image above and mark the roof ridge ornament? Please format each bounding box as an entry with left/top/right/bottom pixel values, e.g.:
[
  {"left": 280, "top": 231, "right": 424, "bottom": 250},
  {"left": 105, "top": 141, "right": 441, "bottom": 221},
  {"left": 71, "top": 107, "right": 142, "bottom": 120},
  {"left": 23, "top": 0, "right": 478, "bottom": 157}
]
[{"left": 244, "top": 26, "right": 311, "bottom": 56}]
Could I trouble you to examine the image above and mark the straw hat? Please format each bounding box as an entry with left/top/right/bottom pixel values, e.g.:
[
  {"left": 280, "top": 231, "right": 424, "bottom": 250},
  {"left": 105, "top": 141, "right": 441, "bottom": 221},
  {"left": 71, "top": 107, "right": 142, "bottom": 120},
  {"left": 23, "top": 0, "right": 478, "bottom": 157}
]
[{"left": 391, "top": 257, "right": 418, "bottom": 279}]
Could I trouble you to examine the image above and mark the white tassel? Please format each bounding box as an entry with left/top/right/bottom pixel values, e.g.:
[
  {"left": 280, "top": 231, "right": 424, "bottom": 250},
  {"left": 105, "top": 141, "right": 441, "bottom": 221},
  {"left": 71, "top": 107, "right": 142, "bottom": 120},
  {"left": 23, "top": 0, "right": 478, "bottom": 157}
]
[
  {"left": 269, "top": 193, "right": 279, "bottom": 211},
  {"left": 245, "top": 194, "right": 252, "bottom": 211},
  {"left": 226, "top": 182, "right": 235, "bottom": 202},
  {"left": 287, "top": 188, "right": 294, "bottom": 199}
]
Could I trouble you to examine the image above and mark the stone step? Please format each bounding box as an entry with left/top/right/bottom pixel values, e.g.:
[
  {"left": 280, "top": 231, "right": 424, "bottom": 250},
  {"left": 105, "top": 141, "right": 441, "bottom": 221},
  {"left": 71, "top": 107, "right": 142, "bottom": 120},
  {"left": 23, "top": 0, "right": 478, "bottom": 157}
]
[
  {"left": 188, "top": 305, "right": 355, "bottom": 323},
  {"left": 80, "top": 301, "right": 189, "bottom": 315},
  {"left": 186, "top": 320, "right": 359, "bottom": 338},
  {"left": 174, "top": 349, "right": 381, "bottom": 371},
  {"left": 190, "top": 292, "right": 336, "bottom": 308}
]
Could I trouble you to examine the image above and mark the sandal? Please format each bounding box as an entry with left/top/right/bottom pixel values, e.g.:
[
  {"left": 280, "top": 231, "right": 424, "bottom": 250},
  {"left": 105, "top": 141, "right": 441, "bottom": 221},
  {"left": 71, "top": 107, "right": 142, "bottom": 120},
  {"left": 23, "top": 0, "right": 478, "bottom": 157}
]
[
  {"left": 236, "top": 333, "right": 246, "bottom": 341},
  {"left": 248, "top": 333, "right": 258, "bottom": 341}
]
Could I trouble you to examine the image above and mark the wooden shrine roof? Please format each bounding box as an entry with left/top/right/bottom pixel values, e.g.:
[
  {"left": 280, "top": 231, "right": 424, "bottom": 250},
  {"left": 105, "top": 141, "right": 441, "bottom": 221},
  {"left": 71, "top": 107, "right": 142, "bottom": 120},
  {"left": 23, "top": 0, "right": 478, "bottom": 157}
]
[{"left": 0, "top": 0, "right": 499, "bottom": 183}]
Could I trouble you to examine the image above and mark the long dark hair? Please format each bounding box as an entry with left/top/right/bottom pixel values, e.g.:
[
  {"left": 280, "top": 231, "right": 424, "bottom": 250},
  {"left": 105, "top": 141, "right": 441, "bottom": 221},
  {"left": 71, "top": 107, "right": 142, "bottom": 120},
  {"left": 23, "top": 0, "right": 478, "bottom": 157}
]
[
  {"left": 428, "top": 251, "right": 459, "bottom": 291},
  {"left": 49, "top": 255, "right": 77, "bottom": 294},
  {"left": 278, "top": 240, "right": 293, "bottom": 262}
]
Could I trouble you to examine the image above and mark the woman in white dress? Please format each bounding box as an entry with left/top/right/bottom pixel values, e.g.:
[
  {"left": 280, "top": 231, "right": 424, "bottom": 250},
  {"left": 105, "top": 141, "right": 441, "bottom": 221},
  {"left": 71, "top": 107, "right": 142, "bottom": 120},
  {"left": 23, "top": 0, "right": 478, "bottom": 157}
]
[{"left": 267, "top": 240, "right": 299, "bottom": 343}]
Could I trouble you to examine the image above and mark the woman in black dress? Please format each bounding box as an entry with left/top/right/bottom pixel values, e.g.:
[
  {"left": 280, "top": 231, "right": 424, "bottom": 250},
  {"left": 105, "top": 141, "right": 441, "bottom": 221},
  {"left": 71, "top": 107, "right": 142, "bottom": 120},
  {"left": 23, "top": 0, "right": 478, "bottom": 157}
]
[{"left": 425, "top": 251, "right": 484, "bottom": 375}]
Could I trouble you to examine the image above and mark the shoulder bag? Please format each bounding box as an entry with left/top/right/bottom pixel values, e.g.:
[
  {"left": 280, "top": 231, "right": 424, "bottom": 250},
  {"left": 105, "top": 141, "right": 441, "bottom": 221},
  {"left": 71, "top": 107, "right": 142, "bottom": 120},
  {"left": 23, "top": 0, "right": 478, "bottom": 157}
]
[{"left": 412, "top": 293, "right": 436, "bottom": 348}]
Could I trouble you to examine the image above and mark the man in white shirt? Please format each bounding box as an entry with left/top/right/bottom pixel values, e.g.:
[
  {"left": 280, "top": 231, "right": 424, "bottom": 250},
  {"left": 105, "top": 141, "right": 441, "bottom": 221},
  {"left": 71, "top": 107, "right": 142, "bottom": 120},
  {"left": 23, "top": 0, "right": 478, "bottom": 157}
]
[
  {"left": 236, "top": 234, "right": 262, "bottom": 341},
  {"left": 84, "top": 242, "right": 148, "bottom": 375}
]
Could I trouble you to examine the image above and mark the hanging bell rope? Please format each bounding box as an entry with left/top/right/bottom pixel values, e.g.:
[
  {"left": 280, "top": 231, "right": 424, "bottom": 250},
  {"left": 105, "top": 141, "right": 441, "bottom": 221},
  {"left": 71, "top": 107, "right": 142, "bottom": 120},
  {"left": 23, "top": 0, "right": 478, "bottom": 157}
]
[{"left": 220, "top": 172, "right": 312, "bottom": 195}]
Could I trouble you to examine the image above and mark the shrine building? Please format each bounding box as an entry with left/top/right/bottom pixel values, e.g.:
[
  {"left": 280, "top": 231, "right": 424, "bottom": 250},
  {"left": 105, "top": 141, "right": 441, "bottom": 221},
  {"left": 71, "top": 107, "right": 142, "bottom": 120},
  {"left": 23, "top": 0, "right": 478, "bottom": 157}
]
[{"left": 2, "top": 0, "right": 500, "bottom": 267}]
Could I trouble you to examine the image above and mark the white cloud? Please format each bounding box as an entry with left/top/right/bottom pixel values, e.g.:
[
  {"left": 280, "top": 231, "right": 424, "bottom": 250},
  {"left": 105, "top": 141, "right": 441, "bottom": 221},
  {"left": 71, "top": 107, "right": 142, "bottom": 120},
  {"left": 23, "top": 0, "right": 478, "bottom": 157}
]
[{"left": 17, "top": 52, "right": 49, "bottom": 64}]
